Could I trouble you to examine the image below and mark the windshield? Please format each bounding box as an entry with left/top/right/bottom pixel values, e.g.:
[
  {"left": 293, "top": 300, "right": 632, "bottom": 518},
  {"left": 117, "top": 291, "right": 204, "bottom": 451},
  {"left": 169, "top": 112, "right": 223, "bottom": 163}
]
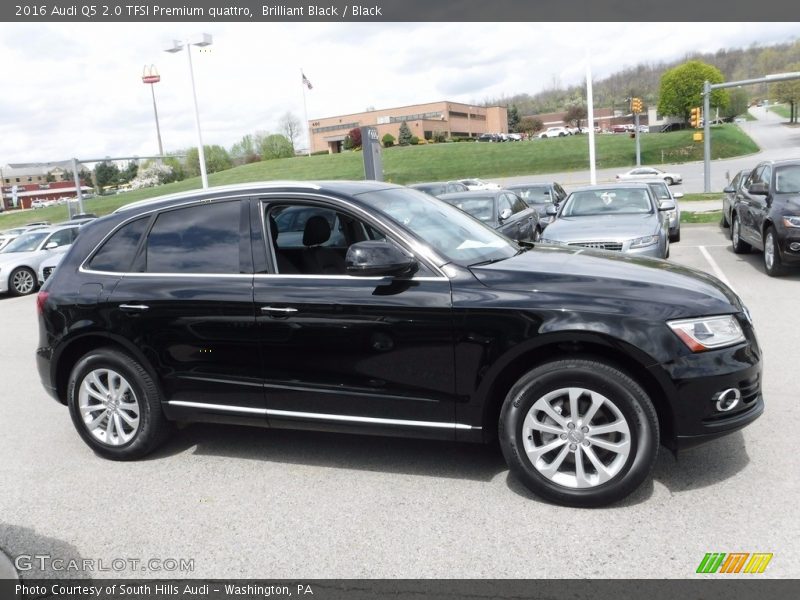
[
  {"left": 1, "top": 231, "right": 48, "bottom": 253},
  {"left": 561, "top": 189, "right": 654, "bottom": 217},
  {"left": 357, "top": 187, "right": 517, "bottom": 266},
  {"left": 441, "top": 196, "right": 495, "bottom": 222},
  {"left": 775, "top": 165, "right": 800, "bottom": 193},
  {"left": 511, "top": 186, "right": 552, "bottom": 204}
]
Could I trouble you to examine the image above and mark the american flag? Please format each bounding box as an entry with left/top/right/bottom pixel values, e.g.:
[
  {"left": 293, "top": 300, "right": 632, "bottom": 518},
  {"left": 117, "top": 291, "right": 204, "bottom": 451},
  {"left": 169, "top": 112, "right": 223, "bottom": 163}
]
[{"left": 302, "top": 72, "right": 313, "bottom": 90}]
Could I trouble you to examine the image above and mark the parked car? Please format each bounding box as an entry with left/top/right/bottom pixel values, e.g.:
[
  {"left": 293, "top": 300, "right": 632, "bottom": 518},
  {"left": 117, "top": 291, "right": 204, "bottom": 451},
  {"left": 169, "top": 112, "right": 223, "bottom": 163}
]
[
  {"left": 457, "top": 178, "right": 501, "bottom": 191},
  {"left": 71, "top": 213, "right": 98, "bottom": 220},
  {"left": 730, "top": 159, "right": 800, "bottom": 276},
  {"left": 542, "top": 183, "right": 671, "bottom": 259},
  {"left": 477, "top": 133, "right": 500, "bottom": 142},
  {"left": 0, "top": 225, "right": 51, "bottom": 251},
  {"left": 505, "top": 182, "right": 568, "bottom": 228},
  {"left": 641, "top": 179, "right": 683, "bottom": 242},
  {"left": 38, "top": 252, "right": 65, "bottom": 286},
  {"left": 616, "top": 167, "right": 682, "bottom": 186},
  {"left": 539, "top": 127, "right": 570, "bottom": 138},
  {"left": 37, "top": 181, "right": 762, "bottom": 507},
  {"left": 507, "top": 133, "right": 523, "bottom": 141},
  {"left": 721, "top": 169, "right": 752, "bottom": 231},
  {"left": 55, "top": 217, "right": 97, "bottom": 227},
  {"left": 408, "top": 181, "right": 469, "bottom": 197},
  {"left": 438, "top": 190, "right": 541, "bottom": 242},
  {"left": 31, "top": 200, "right": 47, "bottom": 209},
  {"left": 0, "top": 224, "right": 80, "bottom": 295}
]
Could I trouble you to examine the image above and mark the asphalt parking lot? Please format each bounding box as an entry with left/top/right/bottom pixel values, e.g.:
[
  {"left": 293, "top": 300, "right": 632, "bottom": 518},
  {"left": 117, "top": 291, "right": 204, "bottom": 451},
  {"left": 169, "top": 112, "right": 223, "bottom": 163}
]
[{"left": 0, "top": 223, "right": 797, "bottom": 580}]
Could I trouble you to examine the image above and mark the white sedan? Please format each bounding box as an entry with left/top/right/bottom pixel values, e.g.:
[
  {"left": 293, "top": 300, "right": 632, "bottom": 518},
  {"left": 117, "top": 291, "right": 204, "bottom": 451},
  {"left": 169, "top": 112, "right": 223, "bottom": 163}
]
[
  {"left": 0, "top": 225, "right": 80, "bottom": 295},
  {"left": 616, "top": 167, "right": 682, "bottom": 186},
  {"left": 457, "top": 178, "right": 501, "bottom": 191}
]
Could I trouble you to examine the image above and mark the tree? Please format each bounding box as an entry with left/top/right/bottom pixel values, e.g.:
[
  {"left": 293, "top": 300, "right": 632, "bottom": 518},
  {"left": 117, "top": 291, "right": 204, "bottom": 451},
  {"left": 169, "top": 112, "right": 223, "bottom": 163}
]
[
  {"left": 230, "top": 134, "right": 261, "bottom": 165},
  {"left": 259, "top": 134, "right": 294, "bottom": 160},
  {"left": 518, "top": 116, "right": 543, "bottom": 136},
  {"left": 118, "top": 161, "right": 138, "bottom": 184},
  {"left": 657, "top": 60, "right": 729, "bottom": 122},
  {"left": 398, "top": 121, "right": 413, "bottom": 146},
  {"left": 771, "top": 64, "right": 800, "bottom": 124},
  {"left": 563, "top": 104, "right": 588, "bottom": 129},
  {"left": 185, "top": 145, "right": 233, "bottom": 177},
  {"left": 382, "top": 133, "right": 395, "bottom": 147},
  {"left": 279, "top": 112, "right": 302, "bottom": 152},
  {"left": 722, "top": 88, "right": 751, "bottom": 120},
  {"left": 346, "top": 127, "right": 362, "bottom": 149},
  {"left": 94, "top": 161, "right": 120, "bottom": 189},
  {"left": 507, "top": 105, "right": 520, "bottom": 132}
]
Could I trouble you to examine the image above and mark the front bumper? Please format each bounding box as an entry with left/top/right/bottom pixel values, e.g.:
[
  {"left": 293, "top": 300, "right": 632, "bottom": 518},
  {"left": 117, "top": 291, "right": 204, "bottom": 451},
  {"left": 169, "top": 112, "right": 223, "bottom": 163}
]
[{"left": 776, "top": 221, "right": 800, "bottom": 266}]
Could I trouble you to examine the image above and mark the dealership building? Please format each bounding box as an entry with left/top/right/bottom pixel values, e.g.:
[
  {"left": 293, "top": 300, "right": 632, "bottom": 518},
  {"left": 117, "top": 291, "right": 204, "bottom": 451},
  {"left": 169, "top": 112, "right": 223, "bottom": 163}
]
[{"left": 308, "top": 101, "right": 508, "bottom": 154}]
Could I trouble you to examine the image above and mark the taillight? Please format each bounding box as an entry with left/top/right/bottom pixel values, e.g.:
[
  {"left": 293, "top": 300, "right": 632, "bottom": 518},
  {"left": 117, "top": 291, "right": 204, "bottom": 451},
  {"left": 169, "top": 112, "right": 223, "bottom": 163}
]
[{"left": 36, "top": 290, "right": 49, "bottom": 315}]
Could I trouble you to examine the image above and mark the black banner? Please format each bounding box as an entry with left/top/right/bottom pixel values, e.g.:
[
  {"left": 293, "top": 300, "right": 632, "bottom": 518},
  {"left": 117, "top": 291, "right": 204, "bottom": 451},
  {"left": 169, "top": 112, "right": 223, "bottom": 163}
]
[
  {"left": 1, "top": 0, "right": 798, "bottom": 22},
  {"left": 2, "top": 579, "right": 800, "bottom": 600}
]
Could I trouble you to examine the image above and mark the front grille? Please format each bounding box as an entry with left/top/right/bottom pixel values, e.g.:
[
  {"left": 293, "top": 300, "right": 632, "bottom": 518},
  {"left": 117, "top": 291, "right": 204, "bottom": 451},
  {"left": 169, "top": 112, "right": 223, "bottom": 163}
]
[
  {"left": 568, "top": 241, "right": 623, "bottom": 252},
  {"left": 42, "top": 267, "right": 55, "bottom": 281}
]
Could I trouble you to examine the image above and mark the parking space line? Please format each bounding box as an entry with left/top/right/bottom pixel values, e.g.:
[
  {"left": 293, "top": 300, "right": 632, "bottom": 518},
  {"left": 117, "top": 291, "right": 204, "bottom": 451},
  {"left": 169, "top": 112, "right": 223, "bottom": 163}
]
[{"left": 699, "top": 245, "right": 736, "bottom": 293}]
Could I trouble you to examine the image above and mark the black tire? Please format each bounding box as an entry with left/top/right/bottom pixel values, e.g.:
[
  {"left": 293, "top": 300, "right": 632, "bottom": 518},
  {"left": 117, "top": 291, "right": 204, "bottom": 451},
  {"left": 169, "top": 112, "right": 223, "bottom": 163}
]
[
  {"left": 8, "top": 267, "right": 37, "bottom": 296},
  {"left": 731, "top": 215, "right": 751, "bottom": 254},
  {"left": 669, "top": 228, "right": 681, "bottom": 243},
  {"left": 721, "top": 210, "right": 730, "bottom": 229},
  {"left": 68, "top": 347, "right": 171, "bottom": 460},
  {"left": 664, "top": 177, "right": 674, "bottom": 186},
  {"left": 763, "top": 226, "right": 787, "bottom": 277},
  {"left": 499, "top": 358, "right": 659, "bottom": 508}
]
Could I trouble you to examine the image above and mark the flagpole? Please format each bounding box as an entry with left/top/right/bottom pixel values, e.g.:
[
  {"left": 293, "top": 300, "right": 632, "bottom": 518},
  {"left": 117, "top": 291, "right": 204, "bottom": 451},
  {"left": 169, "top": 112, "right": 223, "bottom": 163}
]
[{"left": 301, "top": 69, "right": 311, "bottom": 157}]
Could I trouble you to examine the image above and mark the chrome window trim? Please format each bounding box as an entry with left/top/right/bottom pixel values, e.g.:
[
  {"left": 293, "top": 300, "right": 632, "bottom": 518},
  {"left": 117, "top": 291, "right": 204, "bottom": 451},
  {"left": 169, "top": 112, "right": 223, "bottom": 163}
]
[{"left": 167, "top": 401, "right": 478, "bottom": 430}]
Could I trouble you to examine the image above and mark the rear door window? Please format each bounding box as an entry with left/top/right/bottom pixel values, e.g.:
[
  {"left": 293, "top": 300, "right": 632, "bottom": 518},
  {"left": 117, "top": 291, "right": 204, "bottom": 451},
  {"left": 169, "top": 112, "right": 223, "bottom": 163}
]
[{"left": 87, "top": 218, "right": 149, "bottom": 272}]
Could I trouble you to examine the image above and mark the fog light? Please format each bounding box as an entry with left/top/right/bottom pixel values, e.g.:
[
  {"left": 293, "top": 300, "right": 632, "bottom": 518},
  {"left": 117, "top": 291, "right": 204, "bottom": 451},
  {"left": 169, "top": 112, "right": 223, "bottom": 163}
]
[
  {"left": 789, "top": 242, "right": 800, "bottom": 252},
  {"left": 714, "top": 388, "right": 741, "bottom": 412}
]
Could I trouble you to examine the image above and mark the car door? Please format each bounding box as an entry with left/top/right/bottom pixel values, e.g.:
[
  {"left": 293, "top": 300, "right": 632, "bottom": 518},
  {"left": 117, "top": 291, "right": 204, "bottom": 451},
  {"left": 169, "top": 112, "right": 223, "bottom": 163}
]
[
  {"left": 253, "top": 195, "right": 457, "bottom": 439},
  {"left": 104, "top": 198, "right": 264, "bottom": 418},
  {"left": 739, "top": 166, "right": 770, "bottom": 247},
  {"left": 496, "top": 193, "right": 519, "bottom": 239}
]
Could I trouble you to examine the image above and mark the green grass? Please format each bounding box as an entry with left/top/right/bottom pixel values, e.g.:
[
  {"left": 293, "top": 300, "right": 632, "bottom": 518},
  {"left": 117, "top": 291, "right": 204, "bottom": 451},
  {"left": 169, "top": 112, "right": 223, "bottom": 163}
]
[
  {"left": 767, "top": 104, "right": 791, "bottom": 119},
  {"left": 0, "top": 125, "right": 758, "bottom": 229},
  {"left": 681, "top": 210, "right": 722, "bottom": 224},
  {"left": 680, "top": 193, "right": 720, "bottom": 202}
]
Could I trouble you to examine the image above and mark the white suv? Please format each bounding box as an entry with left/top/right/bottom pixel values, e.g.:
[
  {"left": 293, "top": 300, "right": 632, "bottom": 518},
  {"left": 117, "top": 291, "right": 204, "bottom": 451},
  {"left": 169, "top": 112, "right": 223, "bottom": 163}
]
[{"left": 539, "top": 127, "right": 570, "bottom": 138}]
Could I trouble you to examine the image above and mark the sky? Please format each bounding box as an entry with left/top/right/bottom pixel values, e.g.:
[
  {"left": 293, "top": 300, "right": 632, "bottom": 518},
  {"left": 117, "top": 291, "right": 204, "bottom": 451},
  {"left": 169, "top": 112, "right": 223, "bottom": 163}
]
[{"left": 0, "top": 21, "right": 798, "bottom": 166}]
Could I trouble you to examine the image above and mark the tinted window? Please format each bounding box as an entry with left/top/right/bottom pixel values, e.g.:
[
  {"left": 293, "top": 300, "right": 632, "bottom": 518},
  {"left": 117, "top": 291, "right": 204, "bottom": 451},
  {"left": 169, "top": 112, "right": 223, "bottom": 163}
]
[
  {"left": 775, "top": 165, "right": 800, "bottom": 193},
  {"left": 145, "top": 201, "right": 241, "bottom": 274},
  {"left": 498, "top": 195, "right": 513, "bottom": 216},
  {"left": 88, "top": 218, "right": 149, "bottom": 272},
  {"left": 511, "top": 196, "right": 528, "bottom": 213},
  {"left": 46, "top": 227, "right": 78, "bottom": 248}
]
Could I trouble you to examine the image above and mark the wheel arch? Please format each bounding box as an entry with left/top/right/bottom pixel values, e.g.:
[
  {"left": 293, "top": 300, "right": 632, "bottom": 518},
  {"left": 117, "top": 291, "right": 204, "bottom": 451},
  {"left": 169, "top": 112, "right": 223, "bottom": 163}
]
[
  {"left": 53, "top": 333, "right": 162, "bottom": 406},
  {"left": 478, "top": 333, "right": 674, "bottom": 446}
]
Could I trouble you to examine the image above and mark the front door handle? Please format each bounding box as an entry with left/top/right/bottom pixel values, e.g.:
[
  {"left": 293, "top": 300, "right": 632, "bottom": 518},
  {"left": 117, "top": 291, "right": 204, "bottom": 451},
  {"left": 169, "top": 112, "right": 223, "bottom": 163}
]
[{"left": 119, "top": 304, "right": 149, "bottom": 312}]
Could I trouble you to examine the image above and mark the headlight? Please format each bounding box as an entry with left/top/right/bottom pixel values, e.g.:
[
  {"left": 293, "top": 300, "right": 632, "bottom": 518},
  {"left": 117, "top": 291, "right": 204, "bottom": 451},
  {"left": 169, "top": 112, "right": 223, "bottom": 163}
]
[
  {"left": 667, "top": 315, "right": 745, "bottom": 352},
  {"left": 782, "top": 216, "right": 800, "bottom": 228},
  {"left": 630, "top": 235, "right": 659, "bottom": 248}
]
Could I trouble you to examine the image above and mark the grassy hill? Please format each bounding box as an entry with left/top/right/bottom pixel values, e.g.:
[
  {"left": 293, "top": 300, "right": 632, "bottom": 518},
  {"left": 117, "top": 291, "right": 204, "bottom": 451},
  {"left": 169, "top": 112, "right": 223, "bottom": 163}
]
[{"left": 0, "top": 125, "right": 757, "bottom": 228}]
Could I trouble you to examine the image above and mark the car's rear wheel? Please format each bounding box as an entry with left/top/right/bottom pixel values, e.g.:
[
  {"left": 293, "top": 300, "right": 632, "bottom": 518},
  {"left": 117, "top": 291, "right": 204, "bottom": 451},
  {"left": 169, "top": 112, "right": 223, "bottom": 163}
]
[
  {"left": 499, "top": 358, "right": 659, "bottom": 507},
  {"left": 8, "top": 267, "right": 36, "bottom": 296},
  {"left": 763, "top": 226, "right": 786, "bottom": 277},
  {"left": 732, "top": 215, "right": 751, "bottom": 254},
  {"left": 664, "top": 177, "right": 674, "bottom": 186},
  {"left": 68, "top": 348, "right": 171, "bottom": 460}
]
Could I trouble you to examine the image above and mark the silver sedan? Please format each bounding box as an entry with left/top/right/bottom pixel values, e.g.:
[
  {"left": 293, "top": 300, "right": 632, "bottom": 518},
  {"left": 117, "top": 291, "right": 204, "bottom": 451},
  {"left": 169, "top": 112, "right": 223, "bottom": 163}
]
[{"left": 541, "top": 184, "right": 672, "bottom": 259}]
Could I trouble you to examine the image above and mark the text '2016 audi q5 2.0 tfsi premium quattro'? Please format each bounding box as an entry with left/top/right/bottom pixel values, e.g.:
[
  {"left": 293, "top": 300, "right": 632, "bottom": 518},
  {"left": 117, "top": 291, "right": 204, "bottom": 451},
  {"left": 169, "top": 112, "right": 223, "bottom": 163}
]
[{"left": 36, "top": 182, "right": 764, "bottom": 507}]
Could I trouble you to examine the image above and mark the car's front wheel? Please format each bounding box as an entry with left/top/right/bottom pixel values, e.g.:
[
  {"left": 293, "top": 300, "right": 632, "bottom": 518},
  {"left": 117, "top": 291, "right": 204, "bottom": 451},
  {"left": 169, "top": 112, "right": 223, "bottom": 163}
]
[
  {"left": 664, "top": 177, "right": 674, "bottom": 186},
  {"left": 499, "top": 358, "right": 659, "bottom": 507},
  {"left": 68, "top": 348, "right": 171, "bottom": 460},
  {"left": 763, "top": 226, "right": 786, "bottom": 277},
  {"left": 8, "top": 267, "right": 36, "bottom": 296}
]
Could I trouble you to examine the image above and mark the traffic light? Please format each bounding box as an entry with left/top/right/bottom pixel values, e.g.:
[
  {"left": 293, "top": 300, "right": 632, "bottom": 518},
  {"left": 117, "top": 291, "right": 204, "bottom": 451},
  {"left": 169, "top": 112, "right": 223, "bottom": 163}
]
[
  {"left": 631, "top": 97, "right": 643, "bottom": 114},
  {"left": 690, "top": 107, "right": 702, "bottom": 128}
]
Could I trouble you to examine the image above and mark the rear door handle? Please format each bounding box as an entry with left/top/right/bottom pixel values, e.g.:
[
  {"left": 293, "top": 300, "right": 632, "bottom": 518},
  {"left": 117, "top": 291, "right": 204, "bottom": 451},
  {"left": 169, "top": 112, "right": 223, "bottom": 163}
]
[{"left": 119, "top": 304, "right": 150, "bottom": 312}]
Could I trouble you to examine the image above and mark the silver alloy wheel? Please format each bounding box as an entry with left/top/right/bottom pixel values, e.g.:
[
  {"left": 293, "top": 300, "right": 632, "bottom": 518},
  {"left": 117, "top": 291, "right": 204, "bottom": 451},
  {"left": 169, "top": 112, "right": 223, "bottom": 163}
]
[
  {"left": 522, "top": 387, "right": 631, "bottom": 488},
  {"left": 11, "top": 269, "right": 34, "bottom": 294},
  {"left": 78, "top": 368, "right": 141, "bottom": 446},
  {"left": 733, "top": 219, "right": 740, "bottom": 247},
  {"left": 765, "top": 231, "right": 775, "bottom": 270}
]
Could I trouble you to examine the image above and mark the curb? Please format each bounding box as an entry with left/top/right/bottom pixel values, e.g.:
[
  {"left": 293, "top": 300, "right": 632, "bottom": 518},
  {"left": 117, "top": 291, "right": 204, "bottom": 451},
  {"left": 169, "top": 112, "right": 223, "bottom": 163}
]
[{"left": 0, "top": 547, "right": 18, "bottom": 581}]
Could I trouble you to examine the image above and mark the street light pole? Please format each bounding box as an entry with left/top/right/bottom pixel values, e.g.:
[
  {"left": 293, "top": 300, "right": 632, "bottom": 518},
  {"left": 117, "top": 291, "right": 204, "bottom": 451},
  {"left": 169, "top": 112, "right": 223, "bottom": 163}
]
[
  {"left": 165, "top": 34, "right": 213, "bottom": 189},
  {"left": 142, "top": 65, "right": 164, "bottom": 157}
]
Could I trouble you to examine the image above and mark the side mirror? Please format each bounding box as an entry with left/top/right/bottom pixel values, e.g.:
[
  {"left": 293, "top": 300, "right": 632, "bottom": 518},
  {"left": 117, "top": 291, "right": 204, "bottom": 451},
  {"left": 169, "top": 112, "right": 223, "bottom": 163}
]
[
  {"left": 748, "top": 182, "right": 769, "bottom": 195},
  {"left": 346, "top": 240, "right": 418, "bottom": 278},
  {"left": 545, "top": 205, "right": 558, "bottom": 216},
  {"left": 45, "top": 241, "right": 58, "bottom": 250},
  {"left": 499, "top": 208, "right": 513, "bottom": 221},
  {"left": 723, "top": 185, "right": 735, "bottom": 194},
  {"left": 658, "top": 200, "right": 676, "bottom": 211},
  {"left": 673, "top": 192, "right": 684, "bottom": 199}
]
